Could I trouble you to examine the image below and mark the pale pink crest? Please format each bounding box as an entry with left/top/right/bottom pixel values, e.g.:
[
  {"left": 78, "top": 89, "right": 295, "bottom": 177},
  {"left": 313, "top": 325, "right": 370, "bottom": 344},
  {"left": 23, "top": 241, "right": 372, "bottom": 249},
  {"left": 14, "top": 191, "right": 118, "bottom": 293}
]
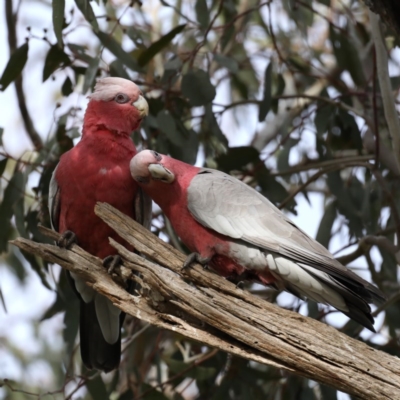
[
  {"left": 130, "top": 150, "right": 159, "bottom": 178},
  {"left": 89, "top": 77, "right": 141, "bottom": 102}
]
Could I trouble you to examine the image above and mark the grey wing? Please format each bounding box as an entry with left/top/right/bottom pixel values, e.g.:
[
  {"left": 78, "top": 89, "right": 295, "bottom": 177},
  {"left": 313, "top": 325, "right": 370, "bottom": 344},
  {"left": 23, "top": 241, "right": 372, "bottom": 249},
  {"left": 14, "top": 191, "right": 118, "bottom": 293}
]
[
  {"left": 49, "top": 165, "right": 61, "bottom": 232},
  {"left": 134, "top": 187, "right": 153, "bottom": 229},
  {"left": 187, "top": 169, "right": 383, "bottom": 300}
]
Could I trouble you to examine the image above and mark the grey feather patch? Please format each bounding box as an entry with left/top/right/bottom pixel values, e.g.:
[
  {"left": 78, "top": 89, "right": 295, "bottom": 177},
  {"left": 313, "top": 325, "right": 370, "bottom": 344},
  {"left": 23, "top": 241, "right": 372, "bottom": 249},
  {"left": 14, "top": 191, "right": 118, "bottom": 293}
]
[{"left": 94, "top": 294, "right": 121, "bottom": 345}]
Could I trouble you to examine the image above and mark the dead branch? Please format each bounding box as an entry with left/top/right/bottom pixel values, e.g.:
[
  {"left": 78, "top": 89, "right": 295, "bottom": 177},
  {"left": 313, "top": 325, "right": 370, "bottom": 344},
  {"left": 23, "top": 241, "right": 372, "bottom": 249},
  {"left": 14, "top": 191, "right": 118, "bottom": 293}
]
[{"left": 10, "top": 203, "right": 400, "bottom": 399}]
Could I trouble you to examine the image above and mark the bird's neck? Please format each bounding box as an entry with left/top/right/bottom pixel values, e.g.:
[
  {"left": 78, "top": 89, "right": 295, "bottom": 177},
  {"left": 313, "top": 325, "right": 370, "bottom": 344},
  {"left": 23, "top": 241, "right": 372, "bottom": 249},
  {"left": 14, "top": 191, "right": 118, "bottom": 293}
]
[
  {"left": 80, "top": 126, "right": 137, "bottom": 159},
  {"left": 82, "top": 102, "right": 140, "bottom": 135}
]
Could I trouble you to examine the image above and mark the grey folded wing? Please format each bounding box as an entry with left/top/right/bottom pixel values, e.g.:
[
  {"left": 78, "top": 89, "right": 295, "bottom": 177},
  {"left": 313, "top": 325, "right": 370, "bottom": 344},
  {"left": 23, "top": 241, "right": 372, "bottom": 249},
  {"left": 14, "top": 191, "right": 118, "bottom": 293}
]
[{"left": 187, "top": 168, "right": 383, "bottom": 300}]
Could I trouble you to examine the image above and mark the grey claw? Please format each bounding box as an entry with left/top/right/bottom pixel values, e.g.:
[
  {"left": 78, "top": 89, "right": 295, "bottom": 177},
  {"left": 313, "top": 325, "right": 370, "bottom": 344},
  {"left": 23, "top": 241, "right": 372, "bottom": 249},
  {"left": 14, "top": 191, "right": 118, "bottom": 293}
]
[{"left": 182, "top": 252, "right": 211, "bottom": 271}]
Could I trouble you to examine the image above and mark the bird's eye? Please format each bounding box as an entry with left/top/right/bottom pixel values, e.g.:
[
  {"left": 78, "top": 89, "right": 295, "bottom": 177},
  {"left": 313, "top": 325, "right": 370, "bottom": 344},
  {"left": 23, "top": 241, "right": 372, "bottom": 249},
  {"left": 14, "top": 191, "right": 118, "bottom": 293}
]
[
  {"left": 114, "top": 93, "right": 129, "bottom": 104},
  {"left": 151, "top": 151, "right": 162, "bottom": 161}
]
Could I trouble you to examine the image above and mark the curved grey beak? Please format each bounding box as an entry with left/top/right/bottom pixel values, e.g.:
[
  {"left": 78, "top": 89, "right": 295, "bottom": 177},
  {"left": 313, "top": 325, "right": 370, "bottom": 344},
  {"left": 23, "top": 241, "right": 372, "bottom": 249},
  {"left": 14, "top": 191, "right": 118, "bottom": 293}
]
[
  {"left": 133, "top": 95, "right": 149, "bottom": 118},
  {"left": 148, "top": 164, "right": 175, "bottom": 183}
]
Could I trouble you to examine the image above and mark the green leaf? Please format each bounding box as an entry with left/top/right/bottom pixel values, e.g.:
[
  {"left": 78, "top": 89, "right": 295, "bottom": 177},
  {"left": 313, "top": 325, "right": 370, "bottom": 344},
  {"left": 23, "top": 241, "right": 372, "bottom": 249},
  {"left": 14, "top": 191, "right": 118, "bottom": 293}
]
[
  {"left": 329, "top": 26, "right": 365, "bottom": 87},
  {"left": 0, "top": 170, "right": 25, "bottom": 252},
  {"left": 68, "top": 43, "right": 94, "bottom": 64},
  {"left": 61, "top": 76, "right": 73, "bottom": 96},
  {"left": 0, "top": 127, "right": 3, "bottom": 147},
  {"left": 277, "top": 138, "right": 299, "bottom": 172},
  {"left": 82, "top": 56, "right": 99, "bottom": 94},
  {"left": 0, "top": 158, "right": 7, "bottom": 177},
  {"left": 52, "top": 0, "right": 65, "bottom": 48},
  {"left": 43, "top": 45, "right": 71, "bottom": 81},
  {"left": 314, "top": 103, "right": 334, "bottom": 136},
  {"left": 316, "top": 201, "right": 336, "bottom": 248},
  {"left": 156, "top": 110, "right": 180, "bottom": 146},
  {"left": 97, "top": 31, "right": 139, "bottom": 71},
  {"left": 216, "top": 146, "right": 260, "bottom": 172},
  {"left": 258, "top": 62, "right": 272, "bottom": 121},
  {"left": 0, "top": 42, "right": 29, "bottom": 91},
  {"left": 181, "top": 70, "right": 216, "bottom": 106},
  {"left": 257, "top": 167, "right": 296, "bottom": 212},
  {"left": 138, "top": 24, "right": 186, "bottom": 67},
  {"left": 86, "top": 375, "right": 109, "bottom": 400},
  {"left": 167, "top": 122, "right": 199, "bottom": 165},
  {"left": 195, "top": 0, "right": 209, "bottom": 30},
  {"left": 320, "top": 384, "right": 338, "bottom": 400},
  {"left": 109, "top": 59, "right": 130, "bottom": 79},
  {"left": 213, "top": 54, "right": 238, "bottom": 73},
  {"left": 74, "top": 0, "right": 99, "bottom": 31}
]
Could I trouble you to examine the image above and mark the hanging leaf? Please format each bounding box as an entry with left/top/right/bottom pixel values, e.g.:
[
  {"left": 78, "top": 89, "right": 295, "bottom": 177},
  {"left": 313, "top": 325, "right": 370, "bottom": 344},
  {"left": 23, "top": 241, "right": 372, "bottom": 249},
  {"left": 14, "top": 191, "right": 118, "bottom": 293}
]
[
  {"left": 329, "top": 26, "right": 365, "bottom": 87},
  {"left": 74, "top": 0, "right": 99, "bottom": 31},
  {"left": 0, "top": 158, "right": 7, "bottom": 177},
  {"left": 61, "top": 76, "right": 73, "bottom": 96},
  {"left": 43, "top": 45, "right": 71, "bottom": 81},
  {"left": 109, "top": 59, "right": 130, "bottom": 79},
  {"left": 0, "top": 170, "right": 25, "bottom": 252},
  {"left": 213, "top": 54, "right": 239, "bottom": 73},
  {"left": 181, "top": 70, "right": 216, "bottom": 106},
  {"left": 316, "top": 200, "right": 337, "bottom": 248},
  {"left": 216, "top": 146, "right": 260, "bottom": 172},
  {"left": 0, "top": 42, "right": 29, "bottom": 91},
  {"left": 82, "top": 56, "right": 100, "bottom": 94},
  {"left": 195, "top": 0, "right": 209, "bottom": 30},
  {"left": 156, "top": 110, "right": 180, "bottom": 146},
  {"left": 86, "top": 375, "right": 109, "bottom": 400},
  {"left": 97, "top": 31, "right": 139, "bottom": 71},
  {"left": 258, "top": 62, "right": 272, "bottom": 121},
  {"left": 137, "top": 24, "right": 186, "bottom": 67},
  {"left": 52, "top": 0, "right": 65, "bottom": 48}
]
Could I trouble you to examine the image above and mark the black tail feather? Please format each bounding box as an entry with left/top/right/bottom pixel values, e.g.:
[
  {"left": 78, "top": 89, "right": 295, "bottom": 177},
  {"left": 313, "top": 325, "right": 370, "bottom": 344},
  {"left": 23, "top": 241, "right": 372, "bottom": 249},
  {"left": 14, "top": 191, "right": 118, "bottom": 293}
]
[{"left": 79, "top": 300, "right": 122, "bottom": 373}]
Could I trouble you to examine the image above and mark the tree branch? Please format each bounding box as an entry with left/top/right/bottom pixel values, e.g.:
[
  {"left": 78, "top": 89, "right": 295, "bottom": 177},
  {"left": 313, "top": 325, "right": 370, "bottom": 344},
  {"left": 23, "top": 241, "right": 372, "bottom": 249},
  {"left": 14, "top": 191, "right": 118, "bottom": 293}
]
[
  {"left": 369, "top": 10, "right": 400, "bottom": 173},
  {"left": 5, "top": 0, "right": 42, "bottom": 151},
  {"left": 10, "top": 203, "right": 400, "bottom": 399}
]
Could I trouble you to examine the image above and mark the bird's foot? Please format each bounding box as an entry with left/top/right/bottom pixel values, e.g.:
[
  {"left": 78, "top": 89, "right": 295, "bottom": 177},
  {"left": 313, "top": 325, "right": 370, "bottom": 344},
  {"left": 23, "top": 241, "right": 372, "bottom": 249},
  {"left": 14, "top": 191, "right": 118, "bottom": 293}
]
[
  {"left": 103, "top": 255, "right": 128, "bottom": 288},
  {"left": 182, "top": 252, "right": 211, "bottom": 271},
  {"left": 227, "top": 271, "right": 254, "bottom": 289},
  {"left": 57, "top": 230, "right": 77, "bottom": 249},
  {"left": 103, "top": 255, "right": 122, "bottom": 275}
]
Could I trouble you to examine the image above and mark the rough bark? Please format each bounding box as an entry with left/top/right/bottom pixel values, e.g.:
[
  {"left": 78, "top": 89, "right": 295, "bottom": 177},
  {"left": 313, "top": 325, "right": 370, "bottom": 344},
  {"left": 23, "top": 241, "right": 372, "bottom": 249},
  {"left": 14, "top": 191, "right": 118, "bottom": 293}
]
[
  {"left": 11, "top": 203, "right": 400, "bottom": 399},
  {"left": 364, "top": 0, "right": 400, "bottom": 37}
]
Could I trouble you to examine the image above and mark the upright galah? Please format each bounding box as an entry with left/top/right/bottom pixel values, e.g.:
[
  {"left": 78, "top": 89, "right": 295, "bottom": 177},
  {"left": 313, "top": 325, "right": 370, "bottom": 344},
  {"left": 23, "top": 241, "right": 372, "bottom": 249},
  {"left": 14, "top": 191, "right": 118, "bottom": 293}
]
[
  {"left": 49, "top": 77, "right": 151, "bottom": 372},
  {"left": 130, "top": 150, "right": 385, "bottom": 331}
]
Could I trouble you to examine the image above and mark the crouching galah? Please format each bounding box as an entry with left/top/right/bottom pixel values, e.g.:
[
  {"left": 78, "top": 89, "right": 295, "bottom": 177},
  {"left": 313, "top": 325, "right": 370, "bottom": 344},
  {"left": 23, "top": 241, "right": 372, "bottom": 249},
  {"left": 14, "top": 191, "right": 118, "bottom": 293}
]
[
  {"left": 130, "top": 150, "right": 385, "bottom": 332},
  {"left": 49, "top": 77, "right": 151, "bottom": 372}
]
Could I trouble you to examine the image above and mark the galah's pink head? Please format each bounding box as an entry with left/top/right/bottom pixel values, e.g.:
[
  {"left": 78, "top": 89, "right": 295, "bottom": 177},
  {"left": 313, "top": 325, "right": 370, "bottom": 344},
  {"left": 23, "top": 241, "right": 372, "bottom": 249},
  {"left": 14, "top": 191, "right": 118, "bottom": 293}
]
[
  {"left": 83, "top": 77, "right": 149, "bottom": 136},
  {"left": 130, "top": 150, "right": 175, "bottom": 186}
]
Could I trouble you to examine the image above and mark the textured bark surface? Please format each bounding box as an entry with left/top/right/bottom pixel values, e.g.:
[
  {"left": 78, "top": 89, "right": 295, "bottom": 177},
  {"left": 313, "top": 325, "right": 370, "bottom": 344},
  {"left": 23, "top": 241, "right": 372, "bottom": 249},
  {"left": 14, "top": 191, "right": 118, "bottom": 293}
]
[
  {"left": 364, "top": 0, "right": 400, "bottom": 36},
  {"left": 11, "top": 203, "right": 400, "bottom": 399}
]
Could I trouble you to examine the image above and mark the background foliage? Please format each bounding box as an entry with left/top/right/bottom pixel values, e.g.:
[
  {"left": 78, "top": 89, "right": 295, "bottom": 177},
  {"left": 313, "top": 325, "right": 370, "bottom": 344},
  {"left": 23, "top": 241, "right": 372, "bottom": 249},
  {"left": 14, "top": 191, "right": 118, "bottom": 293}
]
[{"left": 0, "top": 0, "right": 399, "bottom": 399}]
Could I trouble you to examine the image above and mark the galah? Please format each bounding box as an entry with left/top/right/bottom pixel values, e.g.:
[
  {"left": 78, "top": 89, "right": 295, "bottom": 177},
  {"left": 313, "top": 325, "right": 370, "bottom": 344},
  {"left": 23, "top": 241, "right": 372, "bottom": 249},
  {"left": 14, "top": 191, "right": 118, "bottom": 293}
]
[
  {"left": 130, "top": 150, "right": 385, "bottom": 331},
  {"left": 49, "top": 77, "right": 151, "bottom": 372}
]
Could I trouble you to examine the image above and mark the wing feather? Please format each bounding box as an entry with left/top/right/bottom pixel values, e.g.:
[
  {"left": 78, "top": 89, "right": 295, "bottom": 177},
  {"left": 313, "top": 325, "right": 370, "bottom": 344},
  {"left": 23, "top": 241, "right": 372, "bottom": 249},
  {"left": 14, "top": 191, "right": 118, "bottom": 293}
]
[{"left": 187, "top": 169, "right": 383, "bottom": 301}]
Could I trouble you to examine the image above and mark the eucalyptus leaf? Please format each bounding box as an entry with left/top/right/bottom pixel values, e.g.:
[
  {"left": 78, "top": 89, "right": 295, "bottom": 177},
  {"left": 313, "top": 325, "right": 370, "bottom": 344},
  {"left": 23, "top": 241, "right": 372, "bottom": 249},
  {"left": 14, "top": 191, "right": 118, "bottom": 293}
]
[
  {"left": 181, "top": 70, "right": 216, "bottom": 106},
  {"left": 52, "top": 0, "right": 65, "bottom": 48},
  {"left": 258, "top": 63, "right": 272, "bottom": 121},
  {"left": 0, "top": 42, "right": 29, "bottom": 91},
  {"left": 138, "top": 24, "right": 186, "bottom": 67}
]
